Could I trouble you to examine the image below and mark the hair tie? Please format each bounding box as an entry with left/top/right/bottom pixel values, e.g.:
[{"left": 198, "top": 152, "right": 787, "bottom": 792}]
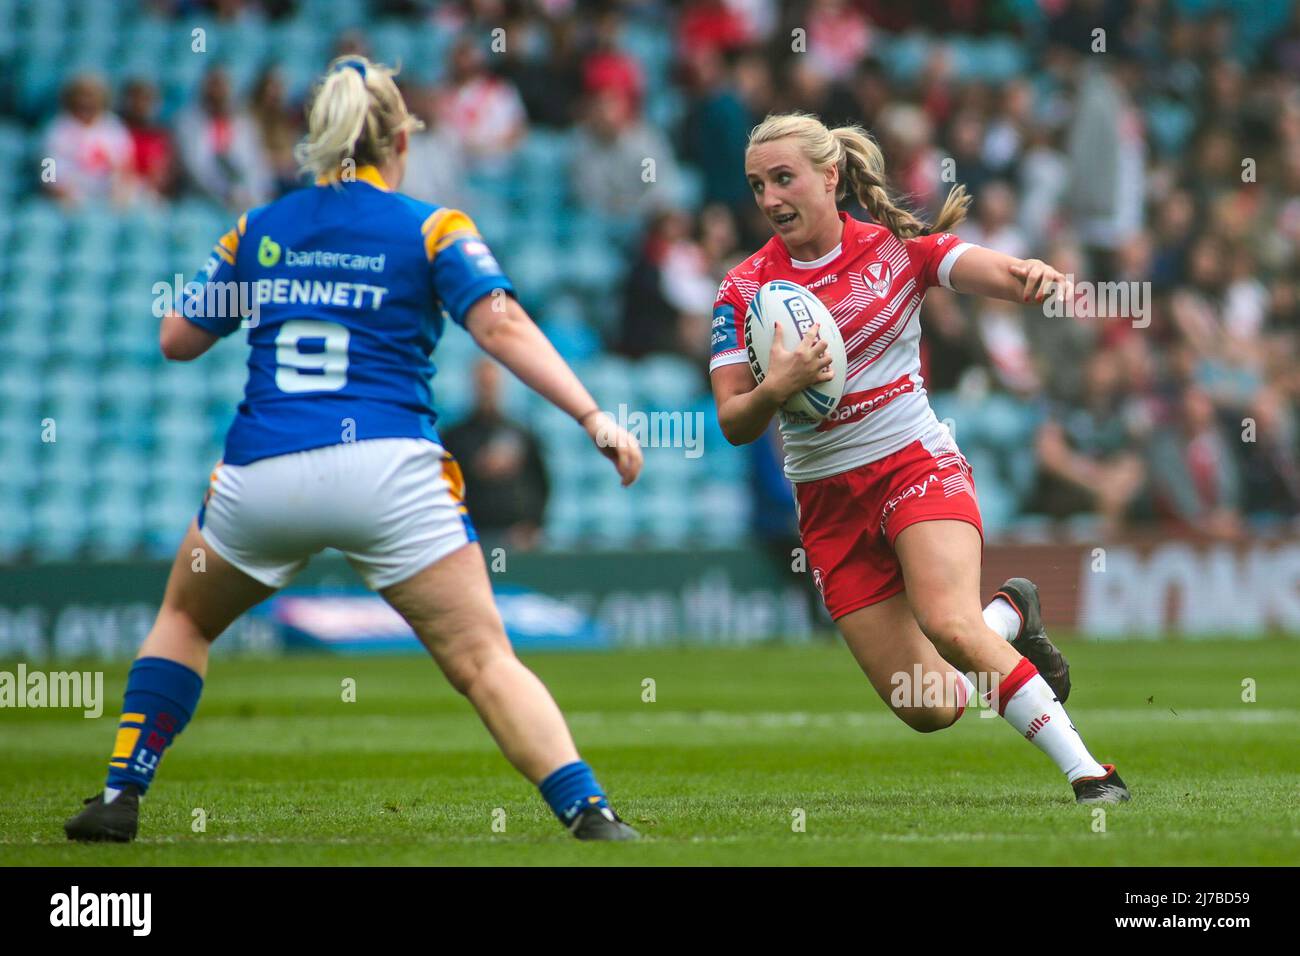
[{"left": 333, "top": 57, "right": 367, "bottom": 79}]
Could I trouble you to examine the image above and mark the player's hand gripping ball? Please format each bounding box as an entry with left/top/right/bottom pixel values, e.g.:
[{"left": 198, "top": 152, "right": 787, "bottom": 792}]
[{"left": 744, "top": 279, "right": 847, "bottom": 423}]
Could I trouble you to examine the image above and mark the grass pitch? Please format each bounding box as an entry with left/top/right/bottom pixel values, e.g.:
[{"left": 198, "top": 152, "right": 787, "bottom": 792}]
[{"left": 2, "top": 639, "right": 1297, "bottom": 865}]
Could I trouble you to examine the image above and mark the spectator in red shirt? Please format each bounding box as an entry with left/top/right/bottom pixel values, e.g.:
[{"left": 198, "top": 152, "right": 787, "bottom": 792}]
[
  {"left": 679, "top": 0, "right": 752, "bottom": 60},
  {"left": 121, "top": 78, "right": 176, "bottom": 200},
  {"left": 583, "top": 11, "right": 644, "bottom": 116}
]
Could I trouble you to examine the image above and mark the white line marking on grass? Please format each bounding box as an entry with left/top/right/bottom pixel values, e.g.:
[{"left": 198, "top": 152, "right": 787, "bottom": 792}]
[{"left": 565, "top": 709, "right": 1300, "bottom": 729}]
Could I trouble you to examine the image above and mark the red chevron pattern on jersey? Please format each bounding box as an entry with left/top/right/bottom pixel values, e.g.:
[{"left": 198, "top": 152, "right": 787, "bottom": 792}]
[{"left": 710, "top": 211, "right": 973, "bottom": 481}]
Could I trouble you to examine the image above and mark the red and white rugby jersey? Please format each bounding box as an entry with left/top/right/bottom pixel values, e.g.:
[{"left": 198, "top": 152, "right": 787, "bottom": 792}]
[{"left": 710, "top": 211, "right": 974, "bottom": 482}]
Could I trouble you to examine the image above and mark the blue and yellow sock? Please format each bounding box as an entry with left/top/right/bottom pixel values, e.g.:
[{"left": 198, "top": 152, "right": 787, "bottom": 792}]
[
  {"left": 539, "top": 761, "right": 609, "bottom": 826},
  {"left": 105, "top": 657, "right": 203, "bottom": 798}
]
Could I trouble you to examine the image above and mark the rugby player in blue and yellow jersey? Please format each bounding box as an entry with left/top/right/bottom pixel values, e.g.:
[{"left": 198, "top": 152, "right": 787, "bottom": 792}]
[{"left": 65, "top": 57, "right": 644, "bottom": 843}]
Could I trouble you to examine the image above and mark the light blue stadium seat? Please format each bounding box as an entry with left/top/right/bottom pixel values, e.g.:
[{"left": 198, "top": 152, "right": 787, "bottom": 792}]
[
  {"left": 585, "top": 483, "right": 638, "bottom": 548},
  {"left": 636, "top": 354, "right": 702, "bottom": 410},
  {"left": 694, "top": 481, "right": 750, "bottom": 547},
  {"left": 979, "top": 38, "right": 1028, "bottom": 82},
  {"left": 502, "top": 240, "right": 560, "bottom": 305},
  {"left": 576, "top": 356, "right": 635, "bottom": 410},
  {"left": 563, "top": 237, "right": 625, "bottom": 294},
  {"left": 963, "top": 447, "right": 1015, "bottom": 534},
  {"left": 0, "top": 122, "right": 28, "bottom": 162},
  {"left": 879, "top": 32, "right": 929, "bottom": 83},
  {"left": 543, "top": 495, "right": 584, "bottom": 549},
  {"left": 39, "top": 434, "right": 95, "bottom": 493},
  {"left": 97, "top": 444, "right": 149, "bottom": 489},
  {"left": 143, "top": 487, "right": 199, "bottom": 555},
  {"left": 208, "top": 360, "right": 249, "bottom": 405},
  {"left": 18, "top": 55, "right": 64, "bottom": 117},
  {"left": 152, "top": 363, "right": 201, "bottom": 405},
  {"left": 0, "top": 496, "right": 32, "bottom": 559},
  {"left": 0, "top": 322, "right": 51, "bottom": 364},
  {"left": 42, "top": 405, "right": 100, "bottom": 451},
  {"left": 538, "top": 305, "right": 601, "bottom": 364},
  {"left": 154, "top": 405, "right": 209, "bottom": 448},
  {"left": 641, "top": 492, "right": 692, "bottom": 548},
  {"left": 645, "top": 87, "right": 684, "bottom": 135},
  {"left": 105, "top": 321, "right": 160, "bottom": 364},
  {"left": 0, "top": 3, "right": 16, "bottom": 59},
  {"left": 16, "top": 202, "right": 65, "bottom": 242},
  {"left": 0, "top": 362, "right": 42, "bottom": 410},
  {"left": 370, "top": 20, "right": 416, "bottom": 66},
  {"left": 89, "top": 477, "right": 146, "bottom": 547},
  {"left": 0, "top": 436, "right": 40, "bottom": 494}
]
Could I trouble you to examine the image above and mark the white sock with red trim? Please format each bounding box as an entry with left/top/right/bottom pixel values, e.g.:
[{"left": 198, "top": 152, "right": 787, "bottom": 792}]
[
  {"left": 983, "top": 597, "right": 1021, "bottom": 642},
  {"left": 991, "top": 658, "right": 1106, "bottom": 782}
]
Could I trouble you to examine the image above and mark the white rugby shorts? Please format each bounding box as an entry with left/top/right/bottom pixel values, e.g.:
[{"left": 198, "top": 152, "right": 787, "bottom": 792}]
[{"left": 197, "top": 437, "right": 478, "bottom": 590}]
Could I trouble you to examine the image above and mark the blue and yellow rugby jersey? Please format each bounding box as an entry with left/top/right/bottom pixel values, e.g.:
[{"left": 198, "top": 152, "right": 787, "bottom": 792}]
[{"left": 181, "top": 165, "right": 514, "bottom": 466}]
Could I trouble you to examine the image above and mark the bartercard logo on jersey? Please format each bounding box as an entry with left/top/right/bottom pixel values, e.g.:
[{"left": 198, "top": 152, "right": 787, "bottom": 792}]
[
  {"left": 281, "top": 245, "right": 387, "bottom": 272},
  {"left": 863, "top": 261, "right": 894, "bottom": 299},
  {"left": 258, "top": 235, "right": 281, "bottom": 267}
]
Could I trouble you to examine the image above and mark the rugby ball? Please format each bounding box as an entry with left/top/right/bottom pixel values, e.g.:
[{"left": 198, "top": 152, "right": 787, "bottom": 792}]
[{"left": 744, "top": 279, "right": 847, "bottom": 422}]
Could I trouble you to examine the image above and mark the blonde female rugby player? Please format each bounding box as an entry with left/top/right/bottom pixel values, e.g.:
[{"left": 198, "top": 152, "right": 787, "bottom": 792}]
[
  {"left": 65, "top": 57, "right": 643, "bottom": 842},
  {"left": 709, "top": 113, "right": 1128, "bottom": 804}
]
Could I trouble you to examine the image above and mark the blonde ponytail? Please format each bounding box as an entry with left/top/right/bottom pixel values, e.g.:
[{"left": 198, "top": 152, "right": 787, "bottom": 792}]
[
  {"left": 747, "top": 112, "right": 970, "bottom": 239},
  {"left": 295, "top": 56, "right": 423, "bottom": 180}
]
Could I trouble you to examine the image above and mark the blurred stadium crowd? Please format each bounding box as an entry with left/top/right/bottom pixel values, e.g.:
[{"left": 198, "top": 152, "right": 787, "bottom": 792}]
[{"left": 1, "top": 0, "right": 1299, "bottom": 561}]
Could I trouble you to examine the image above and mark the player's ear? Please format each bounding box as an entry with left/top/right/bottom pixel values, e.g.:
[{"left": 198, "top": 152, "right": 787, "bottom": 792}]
[
  {"left": 824, "top": 160, "right": 838, "bottom": 196},
  {"left": 394, "top": 127, "right": 409, "bottom": 156}
]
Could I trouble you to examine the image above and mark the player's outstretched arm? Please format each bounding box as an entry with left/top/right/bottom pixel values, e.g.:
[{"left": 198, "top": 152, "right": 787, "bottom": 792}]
[
  {"left": 464, "top": 294, "right": 643, "bottom": 487},
  {"left": 947, "top": 245, "right": 1072, "bottom": 307},
  {"left": 711, "top": 327, "right": 832, "bottom": 446},
  {"left": 159, "top": 310, "right": 219, "bottom": 362}
]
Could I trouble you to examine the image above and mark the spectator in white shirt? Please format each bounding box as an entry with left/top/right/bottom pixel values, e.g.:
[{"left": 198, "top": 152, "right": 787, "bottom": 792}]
[
  {"left": 42, "top": 73, "right": 137, "bottom": 208},
  {"left": 437, "top": 37, "right": 527, "bottom": 174},
  {"left": 174, "top": 66, "right": 273, "bottom": 211}
]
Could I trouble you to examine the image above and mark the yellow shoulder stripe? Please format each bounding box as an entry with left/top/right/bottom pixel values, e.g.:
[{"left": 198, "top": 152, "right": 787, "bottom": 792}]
[
  {"left": 421, "top": 209, "right": 480, "bottom": 262},
  {"left": 212, "top": 213, "right": 250, "bottom": 265}
]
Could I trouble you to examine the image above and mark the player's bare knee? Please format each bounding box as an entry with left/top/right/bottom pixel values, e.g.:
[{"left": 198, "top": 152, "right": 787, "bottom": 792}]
[
  {"left": 895, "top": 706, "right": 959, "bottom": 734},
  {"left": 918, "top": 612, "right": 984, "bottom": 665},
  {"left": 438, "top": 630, "right": 513, "bottom": 697},
  {"left": 156, "top": 606, "right": 219, "bottom": 645}
]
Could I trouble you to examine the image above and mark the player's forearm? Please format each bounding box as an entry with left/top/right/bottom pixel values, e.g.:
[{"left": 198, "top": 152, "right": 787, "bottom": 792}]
[
  {"left": 948, "top": 246, "right": 1026, "bottom": 302},
  {"left": 950, "top": 246, "right": 1068, "bottom": 306},
  {"left": 717, "top": 379, "right": 783, "bottom": 446},
  {"left": 467, "top": 298, "right": 600, "bottom": 421}
]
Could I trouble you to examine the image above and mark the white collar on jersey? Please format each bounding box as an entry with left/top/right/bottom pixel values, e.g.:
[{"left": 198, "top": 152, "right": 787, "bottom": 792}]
[{"left": 789, "top": 242, "right": 842, "bottom": 270}]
